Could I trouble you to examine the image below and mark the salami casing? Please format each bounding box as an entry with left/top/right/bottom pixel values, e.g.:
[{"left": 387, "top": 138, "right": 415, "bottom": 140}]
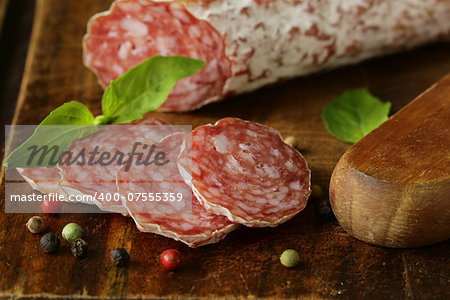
[
  {"left": 84, "top": 0, "right": 450, "bottom": 111},
  {"left": 178, "top": 118, "right": 311, "bottom": 227},
  {"left": 118, "top": 132, "right": 238, "bottom": 247}
]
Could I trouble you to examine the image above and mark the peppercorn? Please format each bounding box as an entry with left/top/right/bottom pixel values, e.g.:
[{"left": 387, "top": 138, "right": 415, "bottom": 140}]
[
  {"left": 71, "top": 238, "right": 88, "bottom": 258},
  {"left": 160, "top": 249, "right": 182, "bottom": 271},
  {"left": 26, "top": 216, "right": 45, "bottom": 234},
  {"left": 40, "top": 232, "right": 60, "bottom": 253},
  {"left": 110, "top": 248, "right": 130, "bottom": 267},
  {"left": 316, "top": 199, "right": 334, "bottom": 223},
  {"left": 280, "top": 249, "right": 300, "bottom": 268},
  {"left": 62, "top": 223, "right": 83, "bottom": 243},
  {"left": 284, "top": 136, "right": 300, "bottom": 149}
]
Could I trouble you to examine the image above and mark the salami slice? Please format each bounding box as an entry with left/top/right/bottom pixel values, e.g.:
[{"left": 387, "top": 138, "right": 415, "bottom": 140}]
[
  {"left": 178, "top": 118, "right": 311, "bottom": 227},
  {"left": 17, "top": 167, "right": 66, "bottom": 196},
  {"left": 84, "top": 0, "right": 450, "bottom": 112},
  {"left": 58, "top": 117, "right": 176, "bottom": 214},
  {"left": 118, "top": 132, "right": 238, "bottom": 247}
]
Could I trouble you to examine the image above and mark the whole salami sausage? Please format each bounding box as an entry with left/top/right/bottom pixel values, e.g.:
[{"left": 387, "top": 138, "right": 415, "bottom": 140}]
[
  {"left": 118, "top": 132, "right": 238, "bottom": 247},
  {"left": 84, "top": 0, "right": 450, "bottom": 111},
  {"left": 178, "top": 118, "right": 311, "bottom": 227}
]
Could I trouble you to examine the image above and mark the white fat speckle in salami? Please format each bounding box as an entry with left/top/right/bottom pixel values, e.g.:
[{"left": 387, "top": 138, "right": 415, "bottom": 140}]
[
  {"left": 189, "top": 25, "right": 201, "bottom": 38},
  {"left": 212, "top": 133, "right": 230, "bottom": 153},
  {"left": 120, "top": 19, "right": 148, "bottom": 36},
  {"left": 112, "top": 64, "right": 124, "bottom": 75},
  {"left": 118, "top": 41, "right": 133, "bottom": 60},
  {"left": 118, "top": 132, "right": 238, "bottom": 247},
  {"left": 289, "top": 181, "right": 301, "bottom": 190},
  {"left": 178, "top": 118, "right": 311, "bottom": 227}
]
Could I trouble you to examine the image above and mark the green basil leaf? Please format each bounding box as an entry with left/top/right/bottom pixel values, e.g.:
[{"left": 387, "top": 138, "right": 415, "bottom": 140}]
[
  {"left": 101, "top": 55, "right": 205, "bottom": 124},
  {"left": 5, "top": 56, "right": 205, "bottom": 168},
  {"left": 4, "top": 101, "right": 97, "bottom": 168},
  {"left": 321, "top": 88, "right": 391, "bottom": 143}
]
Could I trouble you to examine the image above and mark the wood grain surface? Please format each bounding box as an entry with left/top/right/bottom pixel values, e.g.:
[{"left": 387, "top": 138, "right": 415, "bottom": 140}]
[
  {"left": 1, "top": 0, "right": 450, "bottom": 299},
  {"left": 330, "top": 74, "right": 450, "bottom": 248}
]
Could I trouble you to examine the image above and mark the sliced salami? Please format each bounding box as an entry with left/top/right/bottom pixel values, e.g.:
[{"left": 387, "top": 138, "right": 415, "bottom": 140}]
[
  {"left": 118, "top": 132, "right": 238, "bottom": 247},
  {"left": 17, "top": 167, "right": 66, "bottom": 196},
  {"left": 84, "top": 0, "right": 450, "bottom": 112},
  {"left": 58, "top": 117, "right": 176, "bottom": 214},
  {"left": 178, "top": 118, "right": 311, "bottom": 227}
]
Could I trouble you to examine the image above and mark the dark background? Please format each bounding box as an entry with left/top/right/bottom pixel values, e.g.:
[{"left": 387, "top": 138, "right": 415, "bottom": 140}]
[
  {"left": 0, "top": 0, "right": 35, "bottom": 154},
  {"left": 0, "top": 0, "right": 35, "bottom": 160}
]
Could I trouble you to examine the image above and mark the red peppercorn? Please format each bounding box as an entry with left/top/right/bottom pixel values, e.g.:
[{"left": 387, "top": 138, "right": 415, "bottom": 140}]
[
  {"left": 41, "top": 195, "right": 62, "bottom": 214},
  {"left": 160, "top": 249, "right": 182, "bottom": 271}
]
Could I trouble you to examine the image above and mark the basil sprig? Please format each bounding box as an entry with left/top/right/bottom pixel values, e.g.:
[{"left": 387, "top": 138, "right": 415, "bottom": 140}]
[
  {"left": 5, "top": 101, "right": 96, "bottom": 167},
  {"left": 321, "top": 88, "right": 391, "bottom": 143},
  {"left": 99, "top": 56, "right": 205, "bottom": 124},
  {"left": 4, "top": 56, "right": 205, "bottom": 168}
]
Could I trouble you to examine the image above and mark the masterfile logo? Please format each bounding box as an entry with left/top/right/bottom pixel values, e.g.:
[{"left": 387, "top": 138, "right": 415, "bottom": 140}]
[{"left": 4, "top": 125, "right": 192, "bottom": 213}]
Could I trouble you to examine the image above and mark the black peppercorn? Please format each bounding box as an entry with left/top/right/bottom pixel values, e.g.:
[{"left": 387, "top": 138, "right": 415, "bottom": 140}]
[
  {"left": 71, "top": 238, "right": 88, "bottom": 258},
  {"left": 110, "top": 248, "right": 130, "bottom": 267},
  {"left": 40, "top": 232, "right": 60, "bottom": 253},
  {"left": 316, "top": 199, "right": 334, "bottom": 223}
]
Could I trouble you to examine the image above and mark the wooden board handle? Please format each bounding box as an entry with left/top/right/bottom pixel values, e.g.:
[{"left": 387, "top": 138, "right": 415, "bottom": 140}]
[{"left": 330, "top": 74, "right": 450, "bottom": 248}]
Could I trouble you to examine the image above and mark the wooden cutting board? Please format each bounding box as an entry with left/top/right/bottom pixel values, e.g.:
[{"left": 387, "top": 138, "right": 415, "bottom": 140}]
[{"left": 1, "top": 0, "right": 449, "bottom": 298}]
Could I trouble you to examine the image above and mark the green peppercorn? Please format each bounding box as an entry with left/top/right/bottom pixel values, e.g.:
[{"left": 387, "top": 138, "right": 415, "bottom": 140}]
[
  {"left": 62, "top": 223, "right": 83, "bottom": 243},
  {"left": 110, "top": 248, "right": 130, "bottom": 267},
  {"left": 40, "top": 232, "right": 60, "bottom": 253},
  {"left": 280, "top": 249, "right": 300, "bottom": 268},
  {"left": 26, "top": 216, "right": 45, "bottom": 234},
  {"left": 71, "top": 238, "right": 88, "bottom": 258}
]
